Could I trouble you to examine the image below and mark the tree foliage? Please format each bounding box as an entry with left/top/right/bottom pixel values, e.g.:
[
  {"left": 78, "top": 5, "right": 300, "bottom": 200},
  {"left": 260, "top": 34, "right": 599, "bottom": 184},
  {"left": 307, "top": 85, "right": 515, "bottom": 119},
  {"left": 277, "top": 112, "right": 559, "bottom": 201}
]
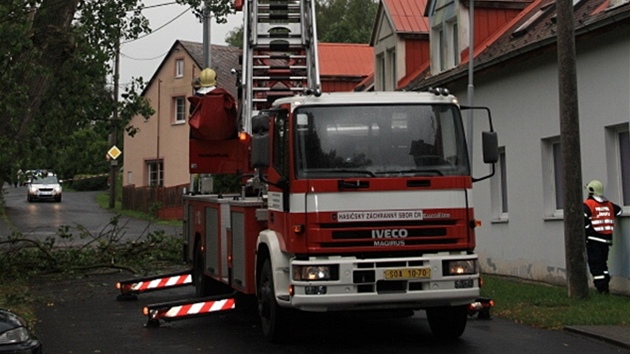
[
  {"left": 0, "top": 0, "right": 161, "bottom": 188},
  {"left": 316, "top": 0, "right": 378, "bottom": 43}
]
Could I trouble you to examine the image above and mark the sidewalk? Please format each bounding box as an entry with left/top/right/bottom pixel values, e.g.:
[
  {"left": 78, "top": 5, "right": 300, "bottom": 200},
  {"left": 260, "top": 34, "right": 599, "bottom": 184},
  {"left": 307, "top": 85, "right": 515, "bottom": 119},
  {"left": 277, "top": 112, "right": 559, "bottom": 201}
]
[{"left": 565, "top": 325, "right": 630, "bottom": 350}]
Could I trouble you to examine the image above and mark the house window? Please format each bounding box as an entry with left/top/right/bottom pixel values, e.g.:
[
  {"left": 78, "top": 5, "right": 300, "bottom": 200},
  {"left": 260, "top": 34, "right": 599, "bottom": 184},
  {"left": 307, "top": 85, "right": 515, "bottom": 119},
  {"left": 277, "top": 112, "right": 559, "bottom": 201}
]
[
  {"left": 439, "top": 28, "right": 447, "bottom": 71},
  {"left": 174, "top": 96, "right": 186, "bottom": 123},
  {"left": 388, "top": 49, "right": 396, "bottom": 89},
  {"left": 500, "top": 148, "right": 509, "bottom": 213},
  {"left": 605, "top": 124, "right": 630, "bottom": 207},
  {"left": 147, "top": 160, "right": 163, "bottom": 187},
  {"left": 451, "top": 22, "right": 459, "bottom": 66},
  {"left": 175, "top": 59, "right": 184, "bottom": 78},
  {"left": 377, "top": 54, "right": 385, "bottom": 91},
  {"left": 620, "top": 130, "right": 630, "bottom": 205},
  {"left": 491, "top": 147, "right": 508, "bottom": 221},
  {"left": 542, "top": 137, "right": 563, "bottom": 217},
  {"left": 553, "top": 142, "right": 564, "bottom": 210},
  {"left": 433, "top": 19, "right": 459, "bottom": 73}
]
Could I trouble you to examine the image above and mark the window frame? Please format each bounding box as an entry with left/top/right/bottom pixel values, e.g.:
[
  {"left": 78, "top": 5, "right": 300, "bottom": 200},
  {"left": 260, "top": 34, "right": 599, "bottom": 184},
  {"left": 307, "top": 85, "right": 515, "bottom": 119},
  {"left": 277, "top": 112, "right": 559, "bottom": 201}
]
[
  {"left": 173, "top": 96, "right": 186, "bottom": 123},
  {"left": 605, "top": 123, "right": 630, "bottom": 212},
  {"left": 541, "top": 136, "right": 564, "bottom": 219},
  {"left": 490, "top": 146, "right": 509, "bottom": 222},
  {"left": 175, "top": 59, "right": 184, "bottom": 78},
  {"left": 147, "top": 159, "right": 164, "bottom": 187}
]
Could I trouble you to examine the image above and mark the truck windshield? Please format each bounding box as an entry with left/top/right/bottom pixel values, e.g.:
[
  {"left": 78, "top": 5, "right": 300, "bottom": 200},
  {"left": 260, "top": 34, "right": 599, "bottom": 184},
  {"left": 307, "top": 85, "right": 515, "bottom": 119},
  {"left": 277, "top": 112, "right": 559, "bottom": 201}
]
[{"left": 294, "top": 104, "right": 470, "bottom": 179}]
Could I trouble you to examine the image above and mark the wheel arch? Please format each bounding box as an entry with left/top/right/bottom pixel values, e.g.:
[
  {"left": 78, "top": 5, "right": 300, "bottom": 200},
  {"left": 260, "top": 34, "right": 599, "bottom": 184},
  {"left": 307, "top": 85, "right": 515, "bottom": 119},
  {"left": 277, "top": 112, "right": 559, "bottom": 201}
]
[{"left": 256, "top": 230, "right": 292, "bottom": 303}]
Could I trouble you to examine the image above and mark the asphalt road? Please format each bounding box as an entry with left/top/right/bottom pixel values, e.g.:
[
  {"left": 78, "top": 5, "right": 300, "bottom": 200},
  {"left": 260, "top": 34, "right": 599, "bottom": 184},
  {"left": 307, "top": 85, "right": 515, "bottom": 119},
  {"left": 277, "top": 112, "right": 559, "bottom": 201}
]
[
  {"left": 2, "top": 184, "right": 628, "bottom": 353},
  {"left": 30, "top": 271, "right": 629, "bottom": 354},
  {"left": 0, "top": 184, "right": 180, "bottom": 243}
]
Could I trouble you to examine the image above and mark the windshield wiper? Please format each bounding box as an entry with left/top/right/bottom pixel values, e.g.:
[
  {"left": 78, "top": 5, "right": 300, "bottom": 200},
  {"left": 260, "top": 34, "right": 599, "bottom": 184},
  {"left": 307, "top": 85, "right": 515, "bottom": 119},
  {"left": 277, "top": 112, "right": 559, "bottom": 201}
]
[
  {"left": 305, "top": 169, "right": 376, "bottom": 177},
  {"left": 375, "top": 169, "right": 444, "bottom": 176}
]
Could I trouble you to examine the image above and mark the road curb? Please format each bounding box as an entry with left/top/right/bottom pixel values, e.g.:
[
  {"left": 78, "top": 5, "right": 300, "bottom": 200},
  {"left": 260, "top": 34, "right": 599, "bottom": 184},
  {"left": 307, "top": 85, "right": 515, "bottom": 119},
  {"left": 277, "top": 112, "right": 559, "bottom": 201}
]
[{"left": 564, "top": 325, "right": 630, "bottom": 350}]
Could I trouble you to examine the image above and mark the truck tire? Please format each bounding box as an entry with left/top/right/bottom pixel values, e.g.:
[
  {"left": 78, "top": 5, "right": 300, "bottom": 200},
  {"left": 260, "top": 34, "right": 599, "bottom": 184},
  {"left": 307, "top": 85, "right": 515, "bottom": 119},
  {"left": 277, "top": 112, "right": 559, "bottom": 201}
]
[
  {"left": 193, "top": 246, "right": 232, "bottom": 297},
  {"left": 426, "top": 305, "right": 468, "bottom": 339},
  {"left": 193, "top": 248, "right": 213, "bottom": 297},
  {"left": 258, "top": 259, "right": 287, "bottom": 343}
]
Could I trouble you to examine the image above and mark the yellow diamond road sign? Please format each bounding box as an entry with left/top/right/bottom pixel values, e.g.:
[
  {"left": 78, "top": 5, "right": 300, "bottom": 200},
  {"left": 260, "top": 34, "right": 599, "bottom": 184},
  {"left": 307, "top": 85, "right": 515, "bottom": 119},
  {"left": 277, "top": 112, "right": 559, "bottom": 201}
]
[{"left": 108, "top": 146, "right": 122, "bottom": 160}]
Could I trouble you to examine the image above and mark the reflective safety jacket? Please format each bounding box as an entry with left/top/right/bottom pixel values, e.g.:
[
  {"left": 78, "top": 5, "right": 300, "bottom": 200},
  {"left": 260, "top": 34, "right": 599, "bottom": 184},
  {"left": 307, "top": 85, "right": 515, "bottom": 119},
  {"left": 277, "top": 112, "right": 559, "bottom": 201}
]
[{"left": 583, "top": 197, "right": 622, "bottom": 244}]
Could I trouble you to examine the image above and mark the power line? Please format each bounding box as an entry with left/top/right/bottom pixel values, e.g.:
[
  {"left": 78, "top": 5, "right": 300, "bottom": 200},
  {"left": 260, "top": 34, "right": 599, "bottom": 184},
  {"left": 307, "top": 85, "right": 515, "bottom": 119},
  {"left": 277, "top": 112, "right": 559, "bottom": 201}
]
[
  {"left": 120, "top": 51, "right": 168, "bottom": 61},
  {"left": 122, "top": 5, "right": 192, "bottom": 44}
]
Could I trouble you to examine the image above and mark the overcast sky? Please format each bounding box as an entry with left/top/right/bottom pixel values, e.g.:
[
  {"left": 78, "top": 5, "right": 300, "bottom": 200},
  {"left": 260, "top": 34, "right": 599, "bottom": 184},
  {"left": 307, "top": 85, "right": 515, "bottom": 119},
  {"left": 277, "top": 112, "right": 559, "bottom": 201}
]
[{"left": 118, "top": 0, "right": 242, "bottom": 92}]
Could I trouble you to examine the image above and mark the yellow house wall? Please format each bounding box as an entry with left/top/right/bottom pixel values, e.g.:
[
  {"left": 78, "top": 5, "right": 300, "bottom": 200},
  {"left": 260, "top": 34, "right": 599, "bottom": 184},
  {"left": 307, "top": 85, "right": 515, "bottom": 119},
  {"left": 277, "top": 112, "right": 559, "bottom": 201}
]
[{"left": 123, "top": 43, "right": 200, "bottom": 188}]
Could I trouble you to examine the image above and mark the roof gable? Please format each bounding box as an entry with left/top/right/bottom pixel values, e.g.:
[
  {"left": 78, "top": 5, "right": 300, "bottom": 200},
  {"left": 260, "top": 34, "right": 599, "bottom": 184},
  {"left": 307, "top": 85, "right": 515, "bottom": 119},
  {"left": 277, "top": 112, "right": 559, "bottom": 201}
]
[
  {"left": 404, "top": 0, "right": 630, "bottom": 90},
  {"left": 384, "top": 0, "right": 431, "bottom": 33}
]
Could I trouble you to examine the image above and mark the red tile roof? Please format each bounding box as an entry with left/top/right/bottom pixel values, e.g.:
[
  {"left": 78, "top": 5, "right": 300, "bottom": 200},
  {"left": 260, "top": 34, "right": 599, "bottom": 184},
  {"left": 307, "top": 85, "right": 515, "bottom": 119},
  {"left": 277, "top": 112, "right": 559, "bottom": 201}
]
[
  {"left": 384, "top": 0, "right": 430, "bottom": 33},
  {"left": 318, "top": 43, "right": 374, "bottom": 77}
]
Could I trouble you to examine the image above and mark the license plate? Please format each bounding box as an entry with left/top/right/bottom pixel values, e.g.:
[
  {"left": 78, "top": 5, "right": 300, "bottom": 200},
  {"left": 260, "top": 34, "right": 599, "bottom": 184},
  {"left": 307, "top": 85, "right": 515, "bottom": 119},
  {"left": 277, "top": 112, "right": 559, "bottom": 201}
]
[{"left": 384, "top": 268, "right": 431, "bottom": 280}]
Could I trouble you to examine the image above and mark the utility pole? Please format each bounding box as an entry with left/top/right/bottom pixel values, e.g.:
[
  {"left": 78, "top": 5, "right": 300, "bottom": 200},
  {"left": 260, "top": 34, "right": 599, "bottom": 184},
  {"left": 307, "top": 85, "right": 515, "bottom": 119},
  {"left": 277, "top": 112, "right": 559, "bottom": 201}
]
[
  {"left": 109, "top": 41, "right": 120, "bottom": 209},
  {"left": 203, "top": 6, "right": 212, "bottom": 68},
  {"left": 467, "top": 0, "right": 475, "bottom": 171},
  {"left": 556, "top": 0, "right": 589, "bottom": 298}
]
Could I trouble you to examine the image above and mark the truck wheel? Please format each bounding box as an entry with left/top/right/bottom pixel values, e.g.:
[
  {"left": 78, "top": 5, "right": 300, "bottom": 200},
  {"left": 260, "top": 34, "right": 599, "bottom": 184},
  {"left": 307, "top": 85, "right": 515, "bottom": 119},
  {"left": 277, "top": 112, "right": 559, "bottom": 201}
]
[
  {"left": 193, "top": 249, "right": 212, "bottom": 297},
  {"left": 426, "top": 305, "right": 468, "bottom": 339},
  {"left": 258, "top": 259, "right": 286, "bottom": 342},
  {"left": 193, "top": 246, "right": 231, "bottom": 297}
]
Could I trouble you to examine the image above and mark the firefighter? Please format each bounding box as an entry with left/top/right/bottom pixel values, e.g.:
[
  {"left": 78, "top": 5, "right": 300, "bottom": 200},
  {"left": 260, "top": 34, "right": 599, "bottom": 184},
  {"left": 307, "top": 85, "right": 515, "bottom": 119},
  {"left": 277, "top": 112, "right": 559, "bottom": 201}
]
[
  {"left": 187, "top": 67, "right": 237, "bottom": 140},
  {"left": 197, "top": 68, "right": 217, "bottom": 94},
  {"left": 583, "top": 180, "right": 622, "bottom": 294}
]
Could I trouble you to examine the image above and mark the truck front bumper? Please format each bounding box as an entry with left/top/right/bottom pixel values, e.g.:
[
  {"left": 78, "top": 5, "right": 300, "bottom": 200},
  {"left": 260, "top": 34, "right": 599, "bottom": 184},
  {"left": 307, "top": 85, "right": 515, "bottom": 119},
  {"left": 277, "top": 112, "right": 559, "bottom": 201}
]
[{"left": 281, "top": 254, "right": 480, "bottom": 312}]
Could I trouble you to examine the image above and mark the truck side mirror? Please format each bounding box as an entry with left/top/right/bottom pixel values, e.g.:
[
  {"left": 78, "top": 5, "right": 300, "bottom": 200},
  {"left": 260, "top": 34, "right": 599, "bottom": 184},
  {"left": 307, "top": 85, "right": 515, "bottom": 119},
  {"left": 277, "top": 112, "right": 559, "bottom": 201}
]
[
  {"left": 482, "top": 131, "right": 498, "bottom": 164},
  {"left": 251, "top": 133, "right": 270, "bottom": 168},
  {"left": 251, "top": 113, "right": 271, "bottom": 168}
]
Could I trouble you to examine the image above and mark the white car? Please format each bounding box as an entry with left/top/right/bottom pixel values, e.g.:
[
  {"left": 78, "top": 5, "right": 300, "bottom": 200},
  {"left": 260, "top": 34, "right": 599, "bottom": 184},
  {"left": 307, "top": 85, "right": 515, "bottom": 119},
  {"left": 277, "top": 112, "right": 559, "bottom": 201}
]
[{"left": 26, "top": 173, "right": 63, "bottom": 202}]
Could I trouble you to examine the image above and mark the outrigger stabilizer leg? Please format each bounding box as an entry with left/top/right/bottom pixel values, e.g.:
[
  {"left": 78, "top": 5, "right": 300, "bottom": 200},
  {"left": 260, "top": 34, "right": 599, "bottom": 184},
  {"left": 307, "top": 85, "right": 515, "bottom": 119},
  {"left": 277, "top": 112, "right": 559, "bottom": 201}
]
[
  {"left": 143, "top": 294, "right": 237, "bottom": 328},
  {"left": 116, "top": 269, "right": 193, "bottom": 301}
]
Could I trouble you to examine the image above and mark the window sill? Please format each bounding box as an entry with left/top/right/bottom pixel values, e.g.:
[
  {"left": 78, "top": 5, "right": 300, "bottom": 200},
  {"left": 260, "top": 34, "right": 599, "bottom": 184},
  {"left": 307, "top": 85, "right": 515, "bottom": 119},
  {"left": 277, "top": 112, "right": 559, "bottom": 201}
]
[
  {"left": 172, "top": 120, "right": 186, "bottom": 126},
  {"left": 490, "top": 218, "right": 509, "bottom": 224}
]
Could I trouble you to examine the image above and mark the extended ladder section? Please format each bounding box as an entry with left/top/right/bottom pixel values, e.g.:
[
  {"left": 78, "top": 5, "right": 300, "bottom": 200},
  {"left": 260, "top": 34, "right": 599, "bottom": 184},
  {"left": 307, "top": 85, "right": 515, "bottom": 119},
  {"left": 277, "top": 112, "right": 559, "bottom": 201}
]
[{"left": 240, "top": 0, "right": 321, "bottom": 134}]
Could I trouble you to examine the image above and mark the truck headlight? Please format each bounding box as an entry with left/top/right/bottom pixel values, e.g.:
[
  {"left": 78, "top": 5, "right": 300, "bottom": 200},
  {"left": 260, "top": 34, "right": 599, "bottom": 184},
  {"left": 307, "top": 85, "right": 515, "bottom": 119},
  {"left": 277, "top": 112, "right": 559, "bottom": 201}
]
[
  {"left": 292, "top": 265, "right": 338, "bottom": 281},
  {"left": 444, "top": 260, "right": 477, "bottom": 276}
]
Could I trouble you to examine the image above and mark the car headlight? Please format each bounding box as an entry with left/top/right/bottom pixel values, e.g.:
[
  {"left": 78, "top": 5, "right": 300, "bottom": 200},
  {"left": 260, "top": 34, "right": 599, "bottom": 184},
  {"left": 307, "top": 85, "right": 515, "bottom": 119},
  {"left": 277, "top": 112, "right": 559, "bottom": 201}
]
[
  {"left": 292, "top": 265, "right": 338, "bottom": 281},
  {"left": 0, "top": 326, "right": 30, "bottom": 344},
  {"left": 443, "top": 259, "right": 477, "bottom": 276}
]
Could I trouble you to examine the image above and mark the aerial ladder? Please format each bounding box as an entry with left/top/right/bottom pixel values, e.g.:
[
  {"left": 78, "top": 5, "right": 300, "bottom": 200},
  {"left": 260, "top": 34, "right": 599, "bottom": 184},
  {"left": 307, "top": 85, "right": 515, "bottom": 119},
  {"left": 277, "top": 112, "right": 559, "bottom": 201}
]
[
  {"left": 116, "top": 0, "right": 323, "bottom": 327},
  {"left": 239, "top": 0, "right": 321, "bottom": 135}
]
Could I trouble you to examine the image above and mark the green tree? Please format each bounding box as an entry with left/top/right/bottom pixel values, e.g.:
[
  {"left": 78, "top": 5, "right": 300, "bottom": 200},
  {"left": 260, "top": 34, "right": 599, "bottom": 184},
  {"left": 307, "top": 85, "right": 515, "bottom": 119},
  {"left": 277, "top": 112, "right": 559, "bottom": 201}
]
[
  {"left": 225, "top": 25, "right": 244, "bottom": 48},
  {"left": 0, "top": 0, "right": 159, "bottom": 187},
  {"left": 316, "top": 0, "right": 378, "bottom": 43}
]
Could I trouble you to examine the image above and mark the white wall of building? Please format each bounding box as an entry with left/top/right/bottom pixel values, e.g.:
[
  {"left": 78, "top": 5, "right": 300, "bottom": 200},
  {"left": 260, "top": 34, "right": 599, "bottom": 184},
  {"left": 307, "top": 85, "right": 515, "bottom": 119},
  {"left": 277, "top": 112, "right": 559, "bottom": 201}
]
[{"left": 452, "top": 27, "right": 630, "bottom": 293}]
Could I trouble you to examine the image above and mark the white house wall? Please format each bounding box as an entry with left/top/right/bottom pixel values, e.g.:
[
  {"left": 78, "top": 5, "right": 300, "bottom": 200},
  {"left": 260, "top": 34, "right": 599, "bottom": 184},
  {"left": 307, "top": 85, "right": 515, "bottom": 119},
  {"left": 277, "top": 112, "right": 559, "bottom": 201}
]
[{"left": 451, "top": 27, "right": 630, "bottom": 293}]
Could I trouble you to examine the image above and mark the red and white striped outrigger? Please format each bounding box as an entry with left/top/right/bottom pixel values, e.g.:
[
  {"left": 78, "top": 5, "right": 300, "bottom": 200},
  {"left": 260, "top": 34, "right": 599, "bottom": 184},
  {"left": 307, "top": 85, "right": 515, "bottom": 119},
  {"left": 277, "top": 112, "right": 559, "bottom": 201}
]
[
  {"left": 116, "top": 269, "right": 193, "bottom": 301},
  {"left": 116, "top": 270, "right": 237, "bottom": 327},
  {"left": 143, "top": 296, "right": 236, "bottom": 327}
]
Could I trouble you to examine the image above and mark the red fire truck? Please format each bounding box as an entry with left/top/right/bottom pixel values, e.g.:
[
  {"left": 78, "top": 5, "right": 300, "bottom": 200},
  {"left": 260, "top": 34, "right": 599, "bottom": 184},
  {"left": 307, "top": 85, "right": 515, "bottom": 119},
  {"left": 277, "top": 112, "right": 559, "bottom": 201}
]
[{"left": 120, "top": 0, "right": 498, "bottom": 343}]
